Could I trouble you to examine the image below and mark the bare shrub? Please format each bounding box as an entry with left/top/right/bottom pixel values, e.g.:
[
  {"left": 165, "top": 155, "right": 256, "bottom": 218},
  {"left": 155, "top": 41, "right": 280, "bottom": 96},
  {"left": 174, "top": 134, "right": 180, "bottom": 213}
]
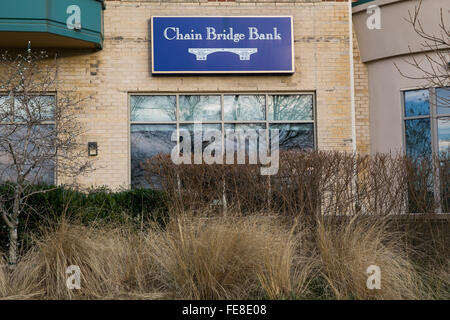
[{"left": 144, "top": 150, "right": 445, "bottom": 217}]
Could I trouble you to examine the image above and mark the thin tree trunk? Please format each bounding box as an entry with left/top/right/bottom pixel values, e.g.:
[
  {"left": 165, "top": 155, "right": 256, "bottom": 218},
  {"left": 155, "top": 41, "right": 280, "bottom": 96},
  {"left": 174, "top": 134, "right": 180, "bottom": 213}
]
[
  {"left": 8, "top": 224, "right": 18, "bottom": 271},
  {"left": 8, "top": 186, "right": 22, "bottom": 271}
]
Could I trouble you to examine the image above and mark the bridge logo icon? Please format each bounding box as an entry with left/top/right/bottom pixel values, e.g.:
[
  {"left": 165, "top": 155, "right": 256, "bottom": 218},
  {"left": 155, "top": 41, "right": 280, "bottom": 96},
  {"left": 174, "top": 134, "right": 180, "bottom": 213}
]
[{"left": 188, "top": 48, "right": 258, "bottom": 61}]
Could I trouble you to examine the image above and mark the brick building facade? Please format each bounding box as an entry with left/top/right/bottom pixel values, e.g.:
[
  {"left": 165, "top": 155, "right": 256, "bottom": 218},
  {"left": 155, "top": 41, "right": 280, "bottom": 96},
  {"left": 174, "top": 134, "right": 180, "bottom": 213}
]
[{"left": 1, "top": 0, "right": 371, "bottom": 189}]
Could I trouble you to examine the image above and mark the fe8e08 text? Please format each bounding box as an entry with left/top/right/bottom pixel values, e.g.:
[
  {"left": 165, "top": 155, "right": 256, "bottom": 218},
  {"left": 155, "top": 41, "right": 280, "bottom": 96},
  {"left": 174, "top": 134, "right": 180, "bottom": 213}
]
[{"left": 226, "top": 305, "right": 267, "bottom": 316}]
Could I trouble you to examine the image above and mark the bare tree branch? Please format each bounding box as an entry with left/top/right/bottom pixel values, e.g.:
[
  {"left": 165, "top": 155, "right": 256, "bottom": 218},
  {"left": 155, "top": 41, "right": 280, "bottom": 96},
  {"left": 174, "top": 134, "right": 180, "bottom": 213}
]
[{"left": 395, "top": 0, "right": 450, "bottom": 99}]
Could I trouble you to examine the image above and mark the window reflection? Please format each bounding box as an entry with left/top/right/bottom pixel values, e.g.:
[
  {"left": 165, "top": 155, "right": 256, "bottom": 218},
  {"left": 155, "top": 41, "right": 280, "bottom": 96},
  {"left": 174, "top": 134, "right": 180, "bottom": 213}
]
[
  {"left": 437, "top": 87, "right": 450, "bottom": 115},
  {"left": 224, "top": 95, "right": 265, "bottom": 121},
  {"left": 269, "top": 95, "right": 313, "bottom": 121},
  {"left": 0, "top": 124, "right": 55, "bottom": 184},
  {"left": 405, "top": 119, "right": 432, "bottom": 158},
  {"left": 225, "top": 124, "right": 266, "bottom": 155},
  {"left": 131, "top": 124, "right": 176, "bottom": 187},
  {"left": 14, "top": 95, "right": 55, "bottom": 122},
  {"left": 180, "top": 95, "right": 221, "bottom": 121},
  {"left": 130, "top": 96, "right": 176, "bottom": 122},
  {"left": 0, "top": 95, "right": 13, "bottom": 123},
  {"left": 404, "top": 89, "right": 429, "bottom": 117},
  {"left": 438, "top": 117, "right": 450, "bottom": 155},
  {"left": 270, "top": 123, "right": 314, "bottom": 150},
  {"left": 179, "top": 124, "right": 221, "bottom": 154},
  {"left": 0, "top": 95, "right": 55, "bottom": 184},
  {"left": 130, "top": 94, "right": 317, "bottom": 188}
]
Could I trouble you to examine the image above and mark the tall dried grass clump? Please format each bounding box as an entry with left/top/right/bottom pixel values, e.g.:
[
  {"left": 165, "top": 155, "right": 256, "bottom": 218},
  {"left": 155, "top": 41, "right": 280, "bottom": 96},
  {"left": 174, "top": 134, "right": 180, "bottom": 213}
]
[
  {"left": 1, "top": 215, "right": 319, "bottom": 300},
  {"left": 7, "top": 220, "right": 162, "bottom": 300},
  {"left": 148, "top": 214, "right": 317, "bottom": 299},
  {"left": 424, "top": 259, "right": 450, "bottom": 299},
  {"left": 0, "top": 214, "right": 447, "bottom": 300},
  {"left": 0, "top": 254, "right": 8, "bottom": 298},
  {"left": 316, "top": 216, "right": 424, "bottom": 300}
]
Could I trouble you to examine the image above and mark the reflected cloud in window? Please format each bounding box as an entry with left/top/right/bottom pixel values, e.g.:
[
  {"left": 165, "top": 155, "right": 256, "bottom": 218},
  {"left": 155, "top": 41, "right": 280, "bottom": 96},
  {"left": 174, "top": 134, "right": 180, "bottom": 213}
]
[{"left": 404, "top": 89, "right": 429, "bottom": 117}]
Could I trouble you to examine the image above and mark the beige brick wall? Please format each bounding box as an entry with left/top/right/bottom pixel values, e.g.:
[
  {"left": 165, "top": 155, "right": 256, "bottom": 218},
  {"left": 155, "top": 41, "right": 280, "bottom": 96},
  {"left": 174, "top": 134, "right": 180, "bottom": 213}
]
[
  {"left": 53, "top": 0, "right": 361, "bottom": 189},
  {"left": 353, "top": 27, "right": 370, "bottom": 154}
]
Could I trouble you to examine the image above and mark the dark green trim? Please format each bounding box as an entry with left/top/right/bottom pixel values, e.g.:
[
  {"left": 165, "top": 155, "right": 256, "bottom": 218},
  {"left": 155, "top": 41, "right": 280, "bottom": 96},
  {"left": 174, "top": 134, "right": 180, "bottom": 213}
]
[
  {"left": 0, "top": 19, "right": 103, "bottom": 48},
  {"left": 352, "top": 0, "right": 376, "bottom": 7},
  {"left": 96, "top": 0, "right": 106, "bottom": 10}
]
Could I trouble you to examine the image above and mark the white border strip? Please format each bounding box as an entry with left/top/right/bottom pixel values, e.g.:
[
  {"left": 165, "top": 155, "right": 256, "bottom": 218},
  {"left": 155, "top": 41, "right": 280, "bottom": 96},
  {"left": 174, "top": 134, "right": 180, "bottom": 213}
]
[{"left": 151, "top": 16, "right": 295, "bottom": 74}]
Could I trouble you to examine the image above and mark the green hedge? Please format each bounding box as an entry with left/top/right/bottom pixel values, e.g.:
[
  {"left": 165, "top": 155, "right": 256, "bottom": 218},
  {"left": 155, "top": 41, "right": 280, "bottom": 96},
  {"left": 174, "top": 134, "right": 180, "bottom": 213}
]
[{"left": 0, "top": 184, "right": 168, "bottom": 251}]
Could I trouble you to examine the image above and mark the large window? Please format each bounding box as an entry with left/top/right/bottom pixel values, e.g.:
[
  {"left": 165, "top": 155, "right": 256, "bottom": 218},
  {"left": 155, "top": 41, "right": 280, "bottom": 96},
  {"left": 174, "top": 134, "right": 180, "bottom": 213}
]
[
  {"left": 404, "top": 87, "right": 450, "bottom": 158},
  {"left": 0, "top": 94, "right": 55, "bottom": 184},
  {"left": 130, "top": 93, "right": 316, "bottom": 187},
  {"left": 403, "top": 87, "right": 449, "bottom": 213}
]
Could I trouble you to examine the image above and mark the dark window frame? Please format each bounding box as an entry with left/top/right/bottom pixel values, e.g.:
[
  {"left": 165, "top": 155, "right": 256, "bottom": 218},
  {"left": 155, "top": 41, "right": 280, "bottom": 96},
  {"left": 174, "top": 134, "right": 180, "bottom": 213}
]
[
  {"left": 401, "top": 87, "right": 450, "bottom": 214},
  {"left": 129, "top": 92, "right": 317, "bottom": 188}
]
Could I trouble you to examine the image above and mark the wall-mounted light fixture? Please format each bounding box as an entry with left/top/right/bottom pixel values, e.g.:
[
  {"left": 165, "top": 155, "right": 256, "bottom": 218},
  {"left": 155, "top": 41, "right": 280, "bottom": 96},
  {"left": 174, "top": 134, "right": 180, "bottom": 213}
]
[{"left": 88, "top": 142, "right": 98, "bottom": 156}]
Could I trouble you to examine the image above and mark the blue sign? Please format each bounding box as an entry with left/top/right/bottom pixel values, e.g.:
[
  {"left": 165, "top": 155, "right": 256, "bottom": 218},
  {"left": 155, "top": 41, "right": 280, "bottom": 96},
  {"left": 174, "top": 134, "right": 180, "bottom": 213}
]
[{"left": 151, "top": 16, "right": 294, "bottom": 74}]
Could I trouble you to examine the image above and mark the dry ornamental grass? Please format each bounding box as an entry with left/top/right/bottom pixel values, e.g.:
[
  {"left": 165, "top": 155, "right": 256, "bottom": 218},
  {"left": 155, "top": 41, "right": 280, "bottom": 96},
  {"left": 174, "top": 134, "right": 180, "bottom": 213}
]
[{"left": 0, "top": 151, "right": 448, "bottom": 300}]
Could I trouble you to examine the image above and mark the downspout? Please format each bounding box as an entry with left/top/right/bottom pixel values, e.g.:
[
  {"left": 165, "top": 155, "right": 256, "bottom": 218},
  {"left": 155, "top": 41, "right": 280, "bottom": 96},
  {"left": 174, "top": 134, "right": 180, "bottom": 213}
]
[
  {"left": 349, "top": 1, "right": 359, "bottom": 214},
  {"left": 349, "top": 0, "right": 357, "bottom": 153}
]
